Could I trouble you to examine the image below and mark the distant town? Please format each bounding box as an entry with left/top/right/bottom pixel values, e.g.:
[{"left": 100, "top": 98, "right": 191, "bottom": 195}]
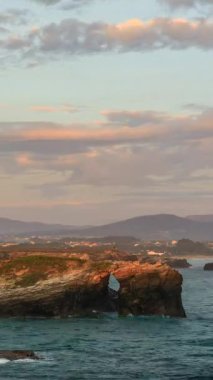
[{"left": 0, "top": 235, "right": 212, "bottom": 259}]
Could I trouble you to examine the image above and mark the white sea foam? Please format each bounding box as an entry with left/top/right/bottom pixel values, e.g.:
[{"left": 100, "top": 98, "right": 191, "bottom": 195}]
[
  {"left": 0, "top": 358, "right": 10, "bottom": 365},
  {"left": 0, "top": 358, "right": 39, "bottom": 364},
  {"left": 15, "top": 358, "right": 36, "bottom": 363}
]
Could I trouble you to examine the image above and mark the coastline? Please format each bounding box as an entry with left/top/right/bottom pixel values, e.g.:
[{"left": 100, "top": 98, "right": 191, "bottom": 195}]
[{"left": 178, "top": 255, "right": 213, "bottom": 259}]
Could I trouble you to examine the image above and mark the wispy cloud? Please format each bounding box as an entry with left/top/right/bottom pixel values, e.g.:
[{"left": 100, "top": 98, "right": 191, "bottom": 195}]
[
  {"left": 32, "top": 0, "right": 96, "bottom": 9},
  {"left": 33, "top": 0, "right": 213, "bottom": 9},
  {"left": 1, "top": 108, "right": 213, "bottom": 151},
  {"left": 33, "top": 0, "right": 213, "bottom": 10},
  {"left": 33, "top": 0, "right": 60, "bottom": 4},
  {"left": 0, "top": 9, "right": 30, "bottom": 25},
  {"left": 30, "top": 104, "right": 78, "bottom": 113},
  {"left": 102, "top": 110, "right": 178, "bottom": 127},
  {"left": 160, "top": 0, "right": 213, "bottom": 9}
]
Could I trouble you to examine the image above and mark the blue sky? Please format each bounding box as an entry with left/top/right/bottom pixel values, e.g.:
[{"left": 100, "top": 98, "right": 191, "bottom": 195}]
[{"left": 0, "top": 0, "right": 213, "bottom": 224}]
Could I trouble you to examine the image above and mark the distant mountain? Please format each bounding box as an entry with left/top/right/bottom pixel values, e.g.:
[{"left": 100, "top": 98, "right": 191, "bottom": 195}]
[
  {"left": 1, "top": 214, "right": 213, "bottom": 240},
  {"left": 68, "top": 214, "right": 213, "bottom": 240},
  {"left": 0, "top": 218, "right": 84, "bottom": 236},
  {"left": 187, "top": 215, "right": 213, "bottom": 223}
]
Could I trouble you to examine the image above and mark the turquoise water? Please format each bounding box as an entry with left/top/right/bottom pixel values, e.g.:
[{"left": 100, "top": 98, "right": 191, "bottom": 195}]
[{"left": 0, "top": 259, "right": 212, "bottom": 379}]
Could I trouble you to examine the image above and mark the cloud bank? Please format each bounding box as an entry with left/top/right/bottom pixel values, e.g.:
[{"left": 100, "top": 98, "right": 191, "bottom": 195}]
[
  {"left": 0, "top": 107, "right": 213, "bottom": 163},
  {"left": 1, "top": 108, "right": 213, "bottom": 221},
  {"left": 2, "top": 17, "right": 213, "bottom": 66},
  {"left": 33, "top": 0, "right": 213, "bottom": 10}
]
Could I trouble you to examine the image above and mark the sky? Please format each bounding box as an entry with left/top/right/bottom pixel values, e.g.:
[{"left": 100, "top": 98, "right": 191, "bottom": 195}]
[{"left": 0, "top": 0, "right": 213, "bottom": 225}]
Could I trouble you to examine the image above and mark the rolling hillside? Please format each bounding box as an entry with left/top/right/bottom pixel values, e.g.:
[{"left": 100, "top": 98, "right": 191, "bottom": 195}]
[{"left": 0, "top": 214, "right": 213, "bottom": 240}]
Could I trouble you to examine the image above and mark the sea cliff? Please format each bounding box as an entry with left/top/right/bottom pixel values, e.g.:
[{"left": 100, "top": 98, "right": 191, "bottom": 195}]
[{"left": 0, "top": 253, "right": 186, "bottom": 318}]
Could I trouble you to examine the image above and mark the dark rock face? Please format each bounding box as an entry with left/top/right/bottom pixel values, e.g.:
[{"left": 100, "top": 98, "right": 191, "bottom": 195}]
[
  {"left": 0, "top": 273, "right": 112, "bottom": 318},
  {"left": 0, "top": 257, "right": 186, "bottom": 318},
  {"left": 0, "top": 351, "right": 39, "bottom": 361},
  {"left": 163, "top": 258, "right": 191, "bottom": 269},
  {"left": 204, "top": 263, "right": 213, "bottom": 271},
  {"left": 114, "top": 263, "right": 186, "bottom": 318},
  {"left": 139, "top": 255, "right": 191, "bottom": 269}
]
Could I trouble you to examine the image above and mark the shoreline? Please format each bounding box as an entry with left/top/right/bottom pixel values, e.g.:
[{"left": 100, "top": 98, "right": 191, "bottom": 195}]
[{"left": 180, "top": 256, "right": 213, "bottom": 259}]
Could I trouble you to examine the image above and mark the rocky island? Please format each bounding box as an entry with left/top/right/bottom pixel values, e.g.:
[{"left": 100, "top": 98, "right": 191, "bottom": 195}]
[
  {"left": 0, "top": 252, "right": 186, "bottom": 318},
  {"left": 162, "top": 258, "right": 191, "bottom": 269},
  {"left": 0, "top": 351, "right": 39, "bottom": 361},
  {"left": 204, "top": 263, "right": 213, "bottom": 271}
]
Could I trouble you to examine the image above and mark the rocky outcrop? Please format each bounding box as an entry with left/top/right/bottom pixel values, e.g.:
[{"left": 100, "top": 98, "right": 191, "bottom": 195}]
[
  {"left": 113, "top": 262, "right": 186, "bottom": 317},
  {"left": 0, "top": 351, "right": 39, "bottom": 361},
  {"left": 138, "top": 255, "right": 191, "bottom": 269},
  {"left": 163, "top": 258, "right": 191, "bottom": 269},
  {"left": 204, "top": 263, "right": 213, "bottom": 271},
  {"left": 0, "top": 255, "right": 186, "bottom": 318}
]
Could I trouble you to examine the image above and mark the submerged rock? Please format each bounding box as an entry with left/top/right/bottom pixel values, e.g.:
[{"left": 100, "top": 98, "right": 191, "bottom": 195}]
[
  {"left": 204, "top": 263, "right": 213, "bottom": 271},
  {"left": 0, "top": 351, "right": 39, "bottom": 361},
  {"left": 0, "top": 255, "right": 186, "bottom": 318}
]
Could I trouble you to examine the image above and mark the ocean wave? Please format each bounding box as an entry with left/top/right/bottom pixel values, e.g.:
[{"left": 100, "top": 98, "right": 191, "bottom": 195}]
[
  {"left": 15, "top": 358, "right": 38, "bottom": 363},
  {"left": 0, "top": 358, "right": 10, "bottom": 365}
]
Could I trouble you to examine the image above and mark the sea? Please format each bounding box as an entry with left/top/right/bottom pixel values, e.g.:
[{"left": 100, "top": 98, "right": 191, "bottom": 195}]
[{"left": 0, "top": 258, "right": 212, "bottom": 380}]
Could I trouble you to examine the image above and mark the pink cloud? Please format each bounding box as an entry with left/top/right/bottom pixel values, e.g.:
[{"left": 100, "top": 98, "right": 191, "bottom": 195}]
[
  {"left": 30, "top": 104, "right": 78, "bottom": 113},
  {"left": 2, "top": 17, "right": 213, "bottom": 65}
]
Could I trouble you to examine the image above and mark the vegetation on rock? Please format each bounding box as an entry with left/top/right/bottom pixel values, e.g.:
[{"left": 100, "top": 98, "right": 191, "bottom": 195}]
[{"left": 0, "top": 255, "right": 86, "bottom": 287}]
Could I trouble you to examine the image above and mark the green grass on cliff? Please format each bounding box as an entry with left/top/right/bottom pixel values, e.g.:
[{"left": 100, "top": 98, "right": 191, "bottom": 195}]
[
  {"left": 15, "top": 272, "right": 48, "bottom": 287},
  {"left": 0, "top": 255, "right": 86, "bottom": 287}
]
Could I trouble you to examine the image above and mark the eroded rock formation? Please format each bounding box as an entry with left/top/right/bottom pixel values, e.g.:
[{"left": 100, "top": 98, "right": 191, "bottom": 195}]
[
  {"left": 114, "top": 262, "right": 186, "bottom": 317},
  {"left": 0, "top": 254, "right": 186, "bottom": 318}
]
